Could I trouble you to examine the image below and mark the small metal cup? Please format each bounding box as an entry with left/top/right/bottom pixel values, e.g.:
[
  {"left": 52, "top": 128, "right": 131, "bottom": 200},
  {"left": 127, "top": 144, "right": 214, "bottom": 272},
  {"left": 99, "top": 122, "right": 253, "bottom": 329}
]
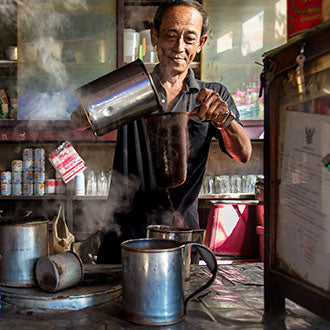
[{"left": 36, "top": 251, "right": 84, "bottom": 293}]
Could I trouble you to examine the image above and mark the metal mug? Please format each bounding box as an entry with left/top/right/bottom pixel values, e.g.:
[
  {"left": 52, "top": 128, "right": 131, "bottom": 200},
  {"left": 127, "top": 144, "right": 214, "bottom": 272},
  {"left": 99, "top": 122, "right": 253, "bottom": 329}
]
[
  {"left": 74, "top": 59, "right": 161, "bottom": 137},
  {"left": 36, "top": 251, "right": 84, "bottom": 293},
  {"left": 121, "top": 238, "right": 217, "bottom": 326}
]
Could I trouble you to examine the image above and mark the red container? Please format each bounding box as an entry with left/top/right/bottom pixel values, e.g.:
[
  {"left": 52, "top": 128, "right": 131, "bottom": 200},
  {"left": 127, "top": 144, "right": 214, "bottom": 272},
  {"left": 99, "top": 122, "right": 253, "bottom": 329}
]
[{"left": 287, "top": 0, "right": 322, "bottom": 39}]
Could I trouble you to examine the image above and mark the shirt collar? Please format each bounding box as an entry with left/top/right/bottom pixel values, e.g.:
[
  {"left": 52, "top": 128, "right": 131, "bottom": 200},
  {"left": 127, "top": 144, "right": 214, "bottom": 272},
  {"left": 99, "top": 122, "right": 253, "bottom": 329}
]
[{"left": 151, "top": 64, "right": 200, "bottom": 94}]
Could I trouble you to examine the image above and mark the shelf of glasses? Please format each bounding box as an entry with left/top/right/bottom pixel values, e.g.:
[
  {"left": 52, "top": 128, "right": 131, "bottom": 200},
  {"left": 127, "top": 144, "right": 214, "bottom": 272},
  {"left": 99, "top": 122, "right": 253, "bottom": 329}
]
[{"left": 198, "top": 193, "right": 256, "bottom": 200}]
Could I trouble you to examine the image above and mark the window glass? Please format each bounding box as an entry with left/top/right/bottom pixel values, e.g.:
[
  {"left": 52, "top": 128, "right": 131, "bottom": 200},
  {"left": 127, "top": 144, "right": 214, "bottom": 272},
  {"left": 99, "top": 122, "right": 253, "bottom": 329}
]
[{"left": 203, "top": 0, "right": 287, "bottom": 120}]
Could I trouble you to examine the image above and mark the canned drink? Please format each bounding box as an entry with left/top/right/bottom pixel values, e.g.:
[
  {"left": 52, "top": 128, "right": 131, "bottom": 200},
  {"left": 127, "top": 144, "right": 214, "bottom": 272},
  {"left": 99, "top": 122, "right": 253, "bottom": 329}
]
[
  {"left": 22, "top": 148, "right": 33, "bottom": 160},
  {"left": 11, "top": 171, "right": 22, "bottom": 183},
  {"left": 23, "top": 183, "right": 33, "bottom": 196},
  {"left": 34, "top": 160, "right": 45, "bottom": 172},
  {"left": 12, "top": 183, "right": 22, "bottom": 196},
  {"left": 45, "top": 179, "right": 56, "bottom": 195},
  {"left": 1, "top": 183, "right": 11, "bottom": 196},
  {"left": 23, "top": 159, "right": 34, "bottom": 171},
  {"left": 34, "top": 148, "right": 45, "bottom": 160},
  {"left": 23, "top": 171, "right": 34, "bottom": 183},
  {"left": 55, "top": 179, "right": 66, "bottom": 195},
  {"left": 1, "top": 171, "right": 11, "bottom": 184},
  {"left": 12, "top": 160, "right": 23, "bottom": 172},
  {"left": 34, "top": 171, "right": 45, "bottom": 183},
  {"left": 34, "top": 183, "right": 45, "bottom": 196}
]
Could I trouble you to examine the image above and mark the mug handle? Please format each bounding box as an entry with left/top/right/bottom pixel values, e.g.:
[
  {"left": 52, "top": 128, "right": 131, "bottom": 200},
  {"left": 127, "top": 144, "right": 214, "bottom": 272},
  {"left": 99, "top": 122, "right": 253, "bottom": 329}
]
[{"left": 183, "top": 242, "right": 218, "bottom": 310}]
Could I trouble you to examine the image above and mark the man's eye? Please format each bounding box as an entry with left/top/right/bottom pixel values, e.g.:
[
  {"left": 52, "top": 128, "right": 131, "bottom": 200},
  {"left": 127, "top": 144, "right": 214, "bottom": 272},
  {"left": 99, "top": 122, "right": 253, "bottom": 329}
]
[{"left": 185, "top": 37, "right": 196, "bottom": 44}]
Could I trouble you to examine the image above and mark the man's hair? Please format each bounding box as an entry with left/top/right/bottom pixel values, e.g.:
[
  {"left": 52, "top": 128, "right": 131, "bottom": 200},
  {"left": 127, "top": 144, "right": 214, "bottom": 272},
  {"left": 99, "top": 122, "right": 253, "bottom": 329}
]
[{"left": 153, "top": 0, "right": 209, "bottom": 36}]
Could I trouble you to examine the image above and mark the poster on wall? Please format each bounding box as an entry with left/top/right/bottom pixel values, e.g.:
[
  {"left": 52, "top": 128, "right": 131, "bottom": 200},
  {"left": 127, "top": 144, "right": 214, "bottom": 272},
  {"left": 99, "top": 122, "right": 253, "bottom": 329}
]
[{"left": 276, "top": 106, "right": 330, "bottom": 292}]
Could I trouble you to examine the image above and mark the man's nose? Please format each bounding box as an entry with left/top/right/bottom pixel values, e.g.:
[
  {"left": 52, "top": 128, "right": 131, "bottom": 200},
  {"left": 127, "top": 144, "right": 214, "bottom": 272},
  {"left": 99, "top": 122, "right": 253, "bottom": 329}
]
[{"left": 173, "top": 36, "right": 185, "bottom": 52}]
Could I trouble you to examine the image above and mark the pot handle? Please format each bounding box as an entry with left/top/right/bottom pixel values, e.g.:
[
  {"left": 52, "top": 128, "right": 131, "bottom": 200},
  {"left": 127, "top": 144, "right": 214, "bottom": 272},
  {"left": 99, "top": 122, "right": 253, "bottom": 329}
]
[{"left": 183, "top": 242, "right": 218, "bottom": 310}]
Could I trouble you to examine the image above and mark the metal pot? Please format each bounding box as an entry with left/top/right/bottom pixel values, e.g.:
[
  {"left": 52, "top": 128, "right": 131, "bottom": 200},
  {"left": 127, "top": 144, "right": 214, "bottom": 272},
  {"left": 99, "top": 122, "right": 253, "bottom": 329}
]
[
  {"left": 145, "top": 112, "right": 189, "bottom": 188},
  {"left": 74, "top": 59, "right": 161, "bottom": 137},
  {"left": 121, "top": 238, "right": 217, "bottom": 326},
  {"left": 146, "top": 225, "right": 206, "bottom": 281},
  {"left": 0, "top": 219, "right": 48, "bottom": 287}
]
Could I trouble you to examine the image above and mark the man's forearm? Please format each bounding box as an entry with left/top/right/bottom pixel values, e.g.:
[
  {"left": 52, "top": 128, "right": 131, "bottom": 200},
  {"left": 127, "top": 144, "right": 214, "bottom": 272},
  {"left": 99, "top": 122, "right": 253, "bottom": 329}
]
[{"left": 219, "top": 120, "right": 252, "bottom": 163}]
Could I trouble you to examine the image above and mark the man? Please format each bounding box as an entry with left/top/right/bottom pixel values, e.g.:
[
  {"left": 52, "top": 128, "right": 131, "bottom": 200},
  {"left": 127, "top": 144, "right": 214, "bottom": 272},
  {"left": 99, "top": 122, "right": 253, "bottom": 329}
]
[{"left": 96, "top": 0, "right": 252, "bottom": 263}]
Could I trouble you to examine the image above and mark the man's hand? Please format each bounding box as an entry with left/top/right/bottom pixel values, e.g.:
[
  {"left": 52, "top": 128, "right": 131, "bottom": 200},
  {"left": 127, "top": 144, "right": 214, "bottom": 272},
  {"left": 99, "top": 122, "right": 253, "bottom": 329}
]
[{"left": 189, "top": 88, "right": 231, "bottom": 126}]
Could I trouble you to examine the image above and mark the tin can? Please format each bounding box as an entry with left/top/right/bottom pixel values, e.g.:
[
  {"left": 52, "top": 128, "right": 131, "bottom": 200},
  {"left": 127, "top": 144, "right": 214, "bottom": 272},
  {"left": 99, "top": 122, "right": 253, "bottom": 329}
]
[
  {"left": 12, "top": 183, "right": 22, "bottom": 196},
  {"left": 34, "top": 148, "right": 45, "bottom": 160},
  {"left": 23, "top": 171, "right": 34, "bottom": 183},
  {"left": 287, "top": 0, "right": 322, "bottom": 39},
  {"left": 34, "top": 171, "right": 45, "bottom": 183},
  {"left": 23, "top": 159, "right": 34, "bottom": 171},
  {"left": 11, "top": 171, "right": 22, "bottom": 183},
  {"left": 22, "top": 148, "right": 33, "bottom": 160},
  {"left": 23, "top": 183, "right": 33, "bottom": 196},
  {"left": 1, "top": 183, "right": 11, "bottom": 196},
  {"left": 1, "top": 172, "right": 11, "bottom": 184},
  {"left": 34, "top": 183, "right": 45, "bottom": 196},
  {"left": 55, "top": 179, "right": 66, "bottom": 195},
  {"left": 34, "top": 160, "right": 45, "bottom": 172},
  {"left": 45, "top": 179, "right": 56, "bottom": 195},
  {"left": 11, "top": 160, "right": 22, "bottom": 172}
]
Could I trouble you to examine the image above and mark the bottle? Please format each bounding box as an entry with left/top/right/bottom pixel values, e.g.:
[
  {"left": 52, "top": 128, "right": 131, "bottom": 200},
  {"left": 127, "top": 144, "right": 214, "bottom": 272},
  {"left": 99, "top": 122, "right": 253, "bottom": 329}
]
[
  {"left": 75, "top": 171, "right": 85, "bottom": 196},
  {"left": 97, "top": 170, "right": 107, "bottom": 196}
]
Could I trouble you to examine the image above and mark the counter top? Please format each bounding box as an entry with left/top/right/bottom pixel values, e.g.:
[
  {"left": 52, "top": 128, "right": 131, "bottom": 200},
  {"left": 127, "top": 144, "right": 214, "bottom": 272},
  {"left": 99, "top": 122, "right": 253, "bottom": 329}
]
[{"left": 1, "top": 262, "right": 329, "bottom": 329}]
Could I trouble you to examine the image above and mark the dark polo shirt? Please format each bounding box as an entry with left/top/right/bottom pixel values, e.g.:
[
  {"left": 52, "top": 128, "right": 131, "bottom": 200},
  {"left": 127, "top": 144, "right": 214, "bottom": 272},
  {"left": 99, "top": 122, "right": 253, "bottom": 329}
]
[{"left": 97, "top": 65, "right": 240, "bottom": 263}]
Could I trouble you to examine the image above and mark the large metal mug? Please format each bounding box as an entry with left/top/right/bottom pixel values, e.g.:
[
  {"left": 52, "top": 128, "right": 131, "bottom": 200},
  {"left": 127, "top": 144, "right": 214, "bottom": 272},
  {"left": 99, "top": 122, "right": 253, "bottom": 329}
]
[
  {"left": 121, "top": 238, "right": 217, "bottom": 326},
  {"left": 74, "top": 59, "right": 161, "bottom": 137},
  {"left": 145, "top": 111, "right": 189, "bottom": 188}
]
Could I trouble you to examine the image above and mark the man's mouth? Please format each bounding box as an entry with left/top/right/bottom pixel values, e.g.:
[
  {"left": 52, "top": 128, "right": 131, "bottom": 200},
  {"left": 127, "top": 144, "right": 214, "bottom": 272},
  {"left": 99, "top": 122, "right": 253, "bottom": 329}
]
[{"left": 170, "top": 57, "right": 185, "bottom": 64}]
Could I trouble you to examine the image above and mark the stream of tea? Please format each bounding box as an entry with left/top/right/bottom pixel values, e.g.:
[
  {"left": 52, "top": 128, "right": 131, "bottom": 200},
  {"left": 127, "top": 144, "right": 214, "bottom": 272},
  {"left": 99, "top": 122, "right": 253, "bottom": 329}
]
[{"left": 165, "top": 188, "right": 186, "bottom": 228}]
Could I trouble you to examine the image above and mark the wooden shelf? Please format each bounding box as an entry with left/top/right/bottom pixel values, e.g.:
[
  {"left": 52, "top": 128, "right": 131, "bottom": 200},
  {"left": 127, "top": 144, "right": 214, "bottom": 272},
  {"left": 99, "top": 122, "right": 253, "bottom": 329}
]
[{"left": 0, "top": 120, "right": 117, "bottom": 142}]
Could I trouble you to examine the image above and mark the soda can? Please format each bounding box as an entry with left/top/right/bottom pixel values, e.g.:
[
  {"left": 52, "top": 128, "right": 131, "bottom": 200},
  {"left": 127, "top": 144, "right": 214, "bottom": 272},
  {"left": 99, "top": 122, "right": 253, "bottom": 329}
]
[
  {"left": 34, "top": 160, "right": 45, "bottom": 172},
  {"left": 55, "top": 179, "right": 66, "bottom": 195},
  {"left": 23, "top": 171, "right": 34, "bottom": 183},
  {"left": 23, "top": 159, "right": 34, "bottom": 171},
  {"left": 34, "top": 148, "right": 45, "bottom": 160},
  {"left": 1, "top": 183, "right": 11, "bottom": 196},
  {"left": 1, "top": 171, "right": 11, "bottom": 184},
  {"left": 11, "top": 171, "right": 22, "bottom": 183},
  {"left": 12, "top": 183, "right": 22, "bottom": 196},
  {"left": 22, "top": 148, "right": 33, "bottom": 160},
  {"left": 11, "top": 160, "right": 23, "bottom": 172},
  {"left": 34, "top": 183, "right": 45, "bottom": 196},
  {"left": 34, "top": 171, "right": 45, "bottom": 183},
  {"left": 23, "top": 183, "right": 33, "bottom": 196},
  {"left": 45, "top": 179, "right": 56, "bottom": 195}
]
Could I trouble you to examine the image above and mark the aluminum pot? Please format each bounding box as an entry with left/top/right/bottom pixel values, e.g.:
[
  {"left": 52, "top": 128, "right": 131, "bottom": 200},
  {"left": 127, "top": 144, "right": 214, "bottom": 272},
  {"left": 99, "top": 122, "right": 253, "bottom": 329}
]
[
  {"left": 145, "top": 112, "right": 189, "bottom": 188},
  {"left": 0, "top": 219, "right": 48, "bottom": 287},
  {"left": 121, "top": 238, "right": 217, "bottom": 326},
  {"left": 146, "top": 225, "right": 205, "bottom": 281},
  {"left": 74, "top": 59, "right": 161, "bottom": 137}
]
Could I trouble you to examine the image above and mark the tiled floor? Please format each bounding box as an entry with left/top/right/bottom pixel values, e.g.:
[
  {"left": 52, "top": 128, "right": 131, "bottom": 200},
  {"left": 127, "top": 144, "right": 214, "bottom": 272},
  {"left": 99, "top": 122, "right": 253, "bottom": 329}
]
[{"left": 0, "top": 262, "right": 329, "bottom": 329}]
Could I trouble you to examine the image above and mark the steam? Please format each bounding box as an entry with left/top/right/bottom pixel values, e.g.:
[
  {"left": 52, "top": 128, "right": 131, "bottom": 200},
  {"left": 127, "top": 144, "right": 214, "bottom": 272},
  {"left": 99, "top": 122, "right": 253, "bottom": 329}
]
[
  {"left": 1, "top": 0, "right": 90, "bottom": 120},
  {"left": 75, "top": 170, "right": 141, "bottom": 236}
]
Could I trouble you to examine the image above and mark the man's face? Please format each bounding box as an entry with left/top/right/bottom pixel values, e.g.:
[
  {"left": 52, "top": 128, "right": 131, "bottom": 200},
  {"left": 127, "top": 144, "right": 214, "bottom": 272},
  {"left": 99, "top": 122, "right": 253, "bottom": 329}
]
[{"left": 151, "top": 5, "right": 207, "bottom": 75}]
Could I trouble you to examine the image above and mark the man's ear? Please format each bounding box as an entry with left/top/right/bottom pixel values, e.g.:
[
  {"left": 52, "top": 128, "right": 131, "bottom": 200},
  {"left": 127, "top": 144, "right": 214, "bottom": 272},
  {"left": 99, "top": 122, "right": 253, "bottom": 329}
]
[
  {"left": 150, "top": 28, "right": 158, "bottom": 47},
  {"left": 197, "top": 35, "right": 208, "bottom": 53}
]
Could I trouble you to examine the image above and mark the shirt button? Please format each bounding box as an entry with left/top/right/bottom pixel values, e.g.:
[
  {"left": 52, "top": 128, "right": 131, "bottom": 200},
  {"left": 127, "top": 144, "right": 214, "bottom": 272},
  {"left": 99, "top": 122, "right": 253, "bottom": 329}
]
[{"left": 160, "top": 99, "right": 166, "bottom": 104}]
